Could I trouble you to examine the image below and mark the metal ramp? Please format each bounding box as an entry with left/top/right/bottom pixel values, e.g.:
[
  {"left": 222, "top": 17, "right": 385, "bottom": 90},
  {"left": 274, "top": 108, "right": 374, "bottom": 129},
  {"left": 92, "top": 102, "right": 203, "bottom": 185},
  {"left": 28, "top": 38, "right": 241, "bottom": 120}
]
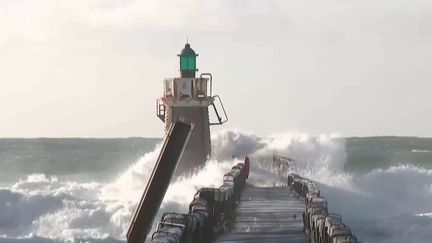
[{"left": 214, "top": 185, "right": 310, "bottom": 243}]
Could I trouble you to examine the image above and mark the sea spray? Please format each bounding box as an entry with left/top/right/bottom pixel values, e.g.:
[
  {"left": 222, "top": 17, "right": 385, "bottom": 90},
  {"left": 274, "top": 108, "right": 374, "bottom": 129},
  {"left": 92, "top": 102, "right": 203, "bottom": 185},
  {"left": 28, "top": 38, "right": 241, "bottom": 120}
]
[
  {"left": 211, "top": 130, "right": 264, "bottom": 160},
  {"left": 2, "top": 133, "right": 432, "bottom": 243},
  {"left": 214, "top": 132, "right": 432, "bottom": 243},
  {"left": 0, "top": 132, "right": 352, "bottom": 242}
]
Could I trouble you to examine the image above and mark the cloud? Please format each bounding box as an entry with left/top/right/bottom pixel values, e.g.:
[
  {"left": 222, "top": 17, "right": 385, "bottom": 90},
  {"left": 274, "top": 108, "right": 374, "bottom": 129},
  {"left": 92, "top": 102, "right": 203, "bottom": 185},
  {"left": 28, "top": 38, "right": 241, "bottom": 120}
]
[{"left": 1, "top": 0, "right": 432, "bottom": 137}]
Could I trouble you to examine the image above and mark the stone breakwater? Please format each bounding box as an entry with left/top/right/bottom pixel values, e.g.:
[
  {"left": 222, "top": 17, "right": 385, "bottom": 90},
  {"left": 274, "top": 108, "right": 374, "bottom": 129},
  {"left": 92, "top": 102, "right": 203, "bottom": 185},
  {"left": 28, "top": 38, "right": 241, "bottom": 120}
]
[{"left": 288, "top": 173, "right": 359, "bottom": 243}]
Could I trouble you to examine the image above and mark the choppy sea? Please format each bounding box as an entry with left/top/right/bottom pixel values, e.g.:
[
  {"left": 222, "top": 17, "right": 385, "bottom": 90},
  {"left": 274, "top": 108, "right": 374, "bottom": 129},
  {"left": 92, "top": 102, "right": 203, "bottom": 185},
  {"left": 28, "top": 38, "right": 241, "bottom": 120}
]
[{"left": 1, "top": 132, "right": 432, "bottom": 243}]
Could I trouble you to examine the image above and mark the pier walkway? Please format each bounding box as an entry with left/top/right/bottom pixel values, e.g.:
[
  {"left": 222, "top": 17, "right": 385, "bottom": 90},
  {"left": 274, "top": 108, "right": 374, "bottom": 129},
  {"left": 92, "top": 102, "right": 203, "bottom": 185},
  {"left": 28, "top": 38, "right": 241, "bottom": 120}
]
[
  {"left": 214, "top": 184, "right": 309, "bottom": 243},
  {"left": 145, "top": 161, "right": 358, "bottom": 243}
]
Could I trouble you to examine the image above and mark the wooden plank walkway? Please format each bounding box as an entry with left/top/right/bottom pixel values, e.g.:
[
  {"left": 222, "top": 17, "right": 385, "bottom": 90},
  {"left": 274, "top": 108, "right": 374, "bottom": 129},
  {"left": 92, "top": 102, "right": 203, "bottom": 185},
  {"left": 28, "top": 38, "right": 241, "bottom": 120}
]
[{"left": 214, "top": 184, "right": 310, "bottom": 243}]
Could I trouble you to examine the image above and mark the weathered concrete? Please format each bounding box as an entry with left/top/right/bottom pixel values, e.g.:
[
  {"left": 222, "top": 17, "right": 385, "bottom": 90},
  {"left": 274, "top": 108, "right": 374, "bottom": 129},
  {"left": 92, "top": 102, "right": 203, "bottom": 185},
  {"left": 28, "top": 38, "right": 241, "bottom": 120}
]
[
  {"left": 165, "top": 106, "right": 211, "bottom": 174},
  {"left": 214, "top": 185, "right": 310, "bottom": 243}
]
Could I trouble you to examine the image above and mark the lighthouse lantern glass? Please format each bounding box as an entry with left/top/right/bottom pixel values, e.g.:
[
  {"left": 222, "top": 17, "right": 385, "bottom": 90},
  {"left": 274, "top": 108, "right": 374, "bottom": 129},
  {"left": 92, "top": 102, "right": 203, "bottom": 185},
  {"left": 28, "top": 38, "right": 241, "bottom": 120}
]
[{"left": 180, "top": 56, "right": 196, "bottom": 71}]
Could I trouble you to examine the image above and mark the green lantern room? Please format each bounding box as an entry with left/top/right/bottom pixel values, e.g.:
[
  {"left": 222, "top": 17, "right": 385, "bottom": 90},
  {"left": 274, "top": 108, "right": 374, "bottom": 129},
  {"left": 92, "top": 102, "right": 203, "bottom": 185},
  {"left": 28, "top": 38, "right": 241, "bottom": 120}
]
[{"left": 178, "top": 43, "right": 198, "bottom": 78}]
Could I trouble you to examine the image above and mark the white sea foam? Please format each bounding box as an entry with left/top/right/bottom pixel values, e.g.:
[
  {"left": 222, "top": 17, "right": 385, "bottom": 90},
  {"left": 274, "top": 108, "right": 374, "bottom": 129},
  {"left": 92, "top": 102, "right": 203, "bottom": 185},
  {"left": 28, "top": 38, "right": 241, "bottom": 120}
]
[
  {"left": 412, "top": 149, "right": 432, "bottom": 153},
  {"left": 272, "top": 137, "right": 432, "bottom": 243},
  {"left": 212, "top": 131, "right": 432, "bottom": 243},
  {"left": 1, "top": 131, "right": 432, "bottom": 243},
  {"left": 0, "top": 136, "right": 241, "bottom": 243}
]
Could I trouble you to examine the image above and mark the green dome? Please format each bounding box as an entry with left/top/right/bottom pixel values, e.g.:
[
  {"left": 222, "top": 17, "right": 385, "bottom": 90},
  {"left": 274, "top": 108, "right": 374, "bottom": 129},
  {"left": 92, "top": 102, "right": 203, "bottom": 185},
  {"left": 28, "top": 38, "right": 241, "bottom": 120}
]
[{"left": 179, "top": 43, "right": 197, "bottom": 57}]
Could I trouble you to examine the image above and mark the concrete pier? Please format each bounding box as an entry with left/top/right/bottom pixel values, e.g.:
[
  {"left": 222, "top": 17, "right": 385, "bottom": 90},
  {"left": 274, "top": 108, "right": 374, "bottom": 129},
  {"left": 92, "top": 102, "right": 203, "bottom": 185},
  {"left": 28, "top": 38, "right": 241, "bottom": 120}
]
[
  {"left": 214, "top": 185, "right": 309, "bottom": 243},
  {"left": 165, "top": 106, "right": 211, "bottom": 173},
  {"left": 147, "top": 163, "right": 358, "bottom": 243}
]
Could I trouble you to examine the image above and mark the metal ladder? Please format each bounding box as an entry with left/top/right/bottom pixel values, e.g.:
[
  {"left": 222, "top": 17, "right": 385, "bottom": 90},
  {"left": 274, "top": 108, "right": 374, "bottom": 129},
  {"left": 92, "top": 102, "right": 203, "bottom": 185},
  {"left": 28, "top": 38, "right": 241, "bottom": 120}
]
[{"left": 156, "top": 100, "right": 166, "bottom": 122}]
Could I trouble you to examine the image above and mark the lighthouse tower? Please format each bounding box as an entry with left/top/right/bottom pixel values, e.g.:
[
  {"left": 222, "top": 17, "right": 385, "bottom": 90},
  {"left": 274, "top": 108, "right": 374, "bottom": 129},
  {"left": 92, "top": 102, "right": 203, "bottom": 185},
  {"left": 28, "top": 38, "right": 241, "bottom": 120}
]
[{"left": 156, "top": 43, "right": 227, "bottom": 173}]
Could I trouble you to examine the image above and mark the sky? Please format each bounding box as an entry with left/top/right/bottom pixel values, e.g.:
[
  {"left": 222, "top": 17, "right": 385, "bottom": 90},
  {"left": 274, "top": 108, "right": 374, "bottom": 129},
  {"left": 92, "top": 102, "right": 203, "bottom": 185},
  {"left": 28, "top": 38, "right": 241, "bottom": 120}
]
[{"left": 0, "top": 0, "right": 431, "bottom": 138}]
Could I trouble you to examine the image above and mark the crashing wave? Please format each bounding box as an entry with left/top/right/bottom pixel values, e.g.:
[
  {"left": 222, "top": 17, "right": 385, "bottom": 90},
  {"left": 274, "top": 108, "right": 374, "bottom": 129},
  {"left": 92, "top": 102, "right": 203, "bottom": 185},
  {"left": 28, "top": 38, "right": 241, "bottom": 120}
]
[{"left": 1, "top": 131, "right": 432, "bottom": 243}]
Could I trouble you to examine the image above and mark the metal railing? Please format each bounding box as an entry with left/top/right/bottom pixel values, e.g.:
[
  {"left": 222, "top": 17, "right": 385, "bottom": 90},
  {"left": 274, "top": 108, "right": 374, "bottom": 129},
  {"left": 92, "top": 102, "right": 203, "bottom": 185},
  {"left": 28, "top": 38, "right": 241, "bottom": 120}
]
[
  {"left": 156, "top": 99, "right": 166, "bottom": 122},
  {"left": 210, "top": 95, "right": 228, "bottom": 126}
]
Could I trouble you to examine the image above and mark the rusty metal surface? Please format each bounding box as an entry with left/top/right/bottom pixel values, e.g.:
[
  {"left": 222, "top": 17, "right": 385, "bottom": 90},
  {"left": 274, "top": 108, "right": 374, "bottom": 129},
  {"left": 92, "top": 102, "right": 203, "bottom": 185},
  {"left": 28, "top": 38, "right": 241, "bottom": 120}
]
[
  {"left": 126, "top": 121, "right": 192, "bottom": 243},
  {"left": 214, "top": 185, "right": 310, "bottom": 243}
]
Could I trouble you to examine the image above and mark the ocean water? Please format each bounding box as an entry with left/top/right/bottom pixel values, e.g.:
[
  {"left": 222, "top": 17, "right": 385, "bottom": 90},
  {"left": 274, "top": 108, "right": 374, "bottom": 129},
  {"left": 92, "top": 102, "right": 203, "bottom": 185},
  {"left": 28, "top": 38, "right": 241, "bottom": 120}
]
[{"left": 1, "top": 133, "right": 432, "bottom": 243}]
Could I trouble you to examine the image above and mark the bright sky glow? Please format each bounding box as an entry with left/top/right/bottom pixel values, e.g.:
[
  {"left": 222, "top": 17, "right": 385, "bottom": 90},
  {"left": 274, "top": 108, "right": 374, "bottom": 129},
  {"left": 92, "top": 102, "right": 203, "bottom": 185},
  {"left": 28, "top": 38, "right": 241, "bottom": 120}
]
[{"left": 1, "top": 0, "right": 431, "bottom": 137}]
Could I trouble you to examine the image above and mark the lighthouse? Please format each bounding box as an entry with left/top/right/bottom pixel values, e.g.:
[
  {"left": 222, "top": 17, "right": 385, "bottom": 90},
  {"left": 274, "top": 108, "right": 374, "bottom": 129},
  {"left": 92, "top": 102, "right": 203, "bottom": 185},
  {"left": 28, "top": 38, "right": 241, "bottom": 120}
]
[{"left": 156, "top": 43, "right": 227, "bottom": 173}]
